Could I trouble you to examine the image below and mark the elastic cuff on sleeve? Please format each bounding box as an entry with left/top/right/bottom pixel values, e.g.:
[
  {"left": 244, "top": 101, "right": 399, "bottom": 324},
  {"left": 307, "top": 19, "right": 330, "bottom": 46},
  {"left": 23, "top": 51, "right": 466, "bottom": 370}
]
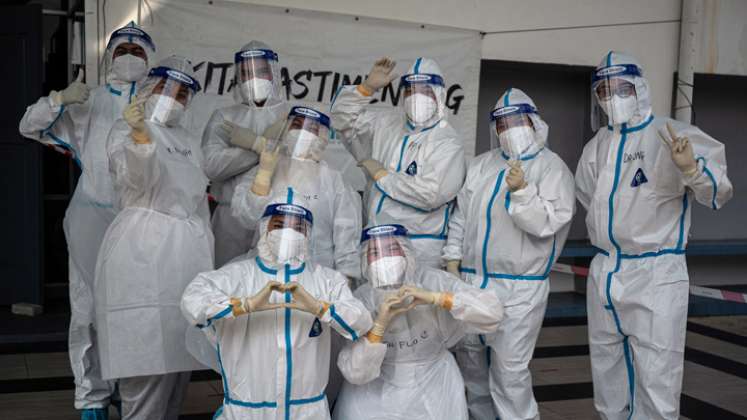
[{"left": 357, "top": 84, "right": 374, "bottom": 97}]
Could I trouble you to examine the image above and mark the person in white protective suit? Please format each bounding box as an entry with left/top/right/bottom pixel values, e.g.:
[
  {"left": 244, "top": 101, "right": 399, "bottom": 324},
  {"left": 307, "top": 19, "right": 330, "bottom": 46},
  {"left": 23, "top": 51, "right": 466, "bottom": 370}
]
[
  {"left": 18, "top": 21, "right": 155, "bottom": 420},
  {"left": 231, "top": 105, "right": 362, "bottom": 278},
  {"left": 202, "top": 41, "right": 288, "bottom": 267},
  {"left": 94, "top": 55, "right": 214, "bottom": 420},
  {"left": 576, "top": 51, "right": 733, "bottom": 420},
  {"left": 330, "top": 57, "right": 465, "bottom": 268},
  {"left": 443, "top": 88, "right": 576, "bottom": 420},
  {"left": 332, "top": 223, "right": 504, "bottom": 420},
  {"left": 181, "top": 192, "right": 372, "bottom": 420}
]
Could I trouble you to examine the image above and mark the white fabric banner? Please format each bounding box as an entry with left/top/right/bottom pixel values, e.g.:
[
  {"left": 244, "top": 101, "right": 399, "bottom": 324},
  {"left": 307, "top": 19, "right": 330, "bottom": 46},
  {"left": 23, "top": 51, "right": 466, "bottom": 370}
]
[{"left": 135, "top": 0, "right": 481, "bottom": 189}]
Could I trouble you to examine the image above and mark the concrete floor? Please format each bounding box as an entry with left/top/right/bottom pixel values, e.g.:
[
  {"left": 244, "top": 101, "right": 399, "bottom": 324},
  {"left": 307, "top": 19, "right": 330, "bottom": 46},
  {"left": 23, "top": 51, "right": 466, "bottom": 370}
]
[{"left": 0, "top": 314, "right": 744, "bottom": 419}]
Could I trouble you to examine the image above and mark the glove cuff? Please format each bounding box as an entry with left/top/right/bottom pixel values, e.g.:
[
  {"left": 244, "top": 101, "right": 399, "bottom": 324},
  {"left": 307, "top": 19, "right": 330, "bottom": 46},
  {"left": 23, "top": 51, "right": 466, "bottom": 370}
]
[
  {"left": 50, "top": 91, "right": 64, "bottom": 107},
  {"left": 373, "top": 169, "right": 389, "bottom": 182},
  {"left": 317, "top": 301, "right": 330, "bottom": 318},
  {"left": 357, "top": 84, "right": 374, "bottom": 97},
  {"left": 230, "top": 297, "right": 247, "bottom": 316},
  {"left": 437, "top": 293, "right": 454, "bottom": 311},
  {"left": 682, "top": 165, "right": 699, "bottom": 179},
  {"left": 131, "top": 129, "right": 151, "bottom": 145},
  {"left": 367, "top": 321, "right": 387, "bottom": 343}
]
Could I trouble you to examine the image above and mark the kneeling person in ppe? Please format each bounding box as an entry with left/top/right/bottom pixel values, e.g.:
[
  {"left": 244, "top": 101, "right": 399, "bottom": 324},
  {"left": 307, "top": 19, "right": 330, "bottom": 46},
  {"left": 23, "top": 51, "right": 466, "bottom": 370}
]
[
  {"left": 202, "top": 41, "right": 288, "bottom": 267},
  {"left": 577, "top": 51, "right": 733, "bottom": 420},
  {"left": 95, "top": 55, "right": 213, "bottom": 420},
  {"left": 181, "top": 194, "right": 372, "bottom": 420},
  {"left": 331, "top": 57, "right": 466, "bottom": 268},
  {"left": 18, "top": 21, "right": 155, "bottom": 418},
  {"left": 231, "top": 106, "right": 361, "bottom": 278},
  {"left": 332, "top": 224, "right": 503, "bottom": 420},
  {"left": 443, "top": 88, "right": 575, "bottom": 420}
]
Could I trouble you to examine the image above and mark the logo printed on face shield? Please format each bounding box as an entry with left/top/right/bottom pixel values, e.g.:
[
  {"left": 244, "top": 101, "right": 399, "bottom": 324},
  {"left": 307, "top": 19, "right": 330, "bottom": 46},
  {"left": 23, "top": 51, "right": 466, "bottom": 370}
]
[
  {"left": 294, "top": 107, "right": 321, "bottom": 119},
  {"left": 406, "top": 161, "right": 418, "bottom": 176},
  {"left": 491, "top": 106, "right": 520, "bottom": 118},
  {"left": 631, "top": 168, "right": 648, "bottom": 187},
  {"left": 596, "top": 65, "right": 627, "bottom": 77},
  {"left": 240, "top": 50, "right": 267, "bottom": 58},
  {"left": 368, "top": 225, "right": 398, "bottom": 236},
  {"left": 114, "top": 27, "right": 146, "bottom": 37},
  {"left": 276, "top": 204, "right": 306, "bottom": 216},
  {"left": 165, "top": 70, "right": 194, "bottom": 86},
  {"left": 405, "top": 74, "right": 432, "bottom": 83}
]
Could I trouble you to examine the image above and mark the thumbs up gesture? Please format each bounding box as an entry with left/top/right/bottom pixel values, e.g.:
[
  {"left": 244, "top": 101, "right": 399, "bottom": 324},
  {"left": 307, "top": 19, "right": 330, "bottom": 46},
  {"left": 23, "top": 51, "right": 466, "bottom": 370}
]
[{"left": 56, "top": 70, "right": 91, "bottom": 105}]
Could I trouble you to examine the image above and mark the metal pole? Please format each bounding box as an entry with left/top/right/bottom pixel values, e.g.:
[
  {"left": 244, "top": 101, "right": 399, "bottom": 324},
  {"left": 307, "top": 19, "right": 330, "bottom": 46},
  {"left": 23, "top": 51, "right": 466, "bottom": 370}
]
[{"left": 675, "top": 0, "right": 701, "bottom": 123}]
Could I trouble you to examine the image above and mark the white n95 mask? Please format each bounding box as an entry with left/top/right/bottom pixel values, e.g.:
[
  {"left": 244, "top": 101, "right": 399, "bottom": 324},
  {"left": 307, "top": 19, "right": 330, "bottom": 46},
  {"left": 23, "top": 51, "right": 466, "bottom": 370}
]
[
  {"left": 367, "top": 256, "right": 407, "bottom": 289},
  {"left": 285, "top": 129, "right": 318, "bottom": 160},
  {"left": 499, "top": 125, "right": 535, "bottom": 157},
  {"left": 405, "top": 94, "right": 437, "bottom": 125},
  {"left": 600, "top": 95, "right": 638, "bottom": 125},
  {"left": 111, "top": 54, "right": 148, "bottom": 82},
  {"left": 240, "top": 78, "right": 273, "bottom": 104},
  {"left": 145, "top": 94, "right": 185, "bottom": 127},
  {"left": 268, "top": 228, "right": 307, "bottom": 263}
]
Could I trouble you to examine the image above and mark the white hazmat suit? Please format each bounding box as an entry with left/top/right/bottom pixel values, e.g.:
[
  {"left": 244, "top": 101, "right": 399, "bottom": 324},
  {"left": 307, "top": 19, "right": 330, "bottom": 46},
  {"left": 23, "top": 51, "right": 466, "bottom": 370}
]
[
  {"left": 576, "top": 51, "right": 733, "bottom": 420},
  {"left": 203, "top": 41, "right": 288, "bottom": 267},
  {"left": 333, "top": 223, "right": 504, "bottom": 420},
  {"left": 94, "top": 56, "right": 213, "bottom": 419},
  {"left": 18, "top": 21, "right": 155, "bottom": 413},
  {"left": 330, "top": 57, "right": 465, "bottom": 268},
  {"left": 443, "top": 89, "right": 576, "bottom": 420},
  {"left": 182, "top": 193, "right": 372, "bottom": 420}
]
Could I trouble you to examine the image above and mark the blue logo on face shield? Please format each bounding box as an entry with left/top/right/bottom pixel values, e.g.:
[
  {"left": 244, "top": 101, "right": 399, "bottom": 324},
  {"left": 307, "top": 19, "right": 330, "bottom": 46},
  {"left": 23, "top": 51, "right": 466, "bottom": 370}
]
[
  {"left": 406, "top": 161, "right": 418, "bottom": 176},
  {"left": 631, "top": 168, "right": 648, "bottom": 187},
  {"left": 309, "top": 318, "right": 323, "bottom": 337}
]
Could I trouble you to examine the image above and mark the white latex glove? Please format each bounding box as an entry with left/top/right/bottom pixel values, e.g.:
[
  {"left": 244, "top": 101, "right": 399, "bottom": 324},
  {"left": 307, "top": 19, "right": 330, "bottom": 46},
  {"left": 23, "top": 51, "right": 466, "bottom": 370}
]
[
  {"left": 358, "top": 159, "right": 388, "bottom": 181},
  {"left": 54, "top": 71, "right": 90, "bottom": 106},
  {"left": 123, "top": 94, "right": 149, "bottom": 144},
  {"left": 398, "top": 285, "right": 453, "bottom": 310},
  {"left": 231, "top": 281, "right": 286, "bottom": 316},
  {"left": 506, "top": 160, "right": 528, "bottom": 192},
  {"left": 657, "top": 122, "right": 698, "bottom": 177},
  {"left": 284, "top": 282, "right": 327, "bottom": 316},
  {"left": 368, "top": 294, "right": 415, "bottom": 342},
  {"left": 360, "top": 57, "right": 399, "bottom": 94},
  {"left": 446, "top": 260, "right": 461, "bottom": 277},
  {"left": 251, "top": 147, "right": 281, "bottom": 196}
]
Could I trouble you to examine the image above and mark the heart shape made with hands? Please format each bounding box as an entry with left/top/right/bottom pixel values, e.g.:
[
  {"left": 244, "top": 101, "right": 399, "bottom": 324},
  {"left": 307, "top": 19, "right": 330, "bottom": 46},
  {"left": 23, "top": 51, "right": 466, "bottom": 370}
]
[{"left": 247, "top": 281, "right": 322, "bottom": 315}]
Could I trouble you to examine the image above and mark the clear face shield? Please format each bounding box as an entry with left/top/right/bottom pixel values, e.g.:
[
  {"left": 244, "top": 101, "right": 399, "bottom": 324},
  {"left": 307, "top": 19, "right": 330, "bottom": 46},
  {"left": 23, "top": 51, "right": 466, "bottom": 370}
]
[
  {"left": 361, "top": 224, "right": 409, "bottom": 289},
  {"left": 489, "top": 103, "right": 537, "bottom": 158},
  {"left": 234, "top": 48, "right": 281, "bottom": 106},
  {"left": 260, "top": 203, "right": 313, "bottom": 264},
  {"left": 399, "top": 73, "right": 445, "bottom": 127},
  {"left": 591, "top": 64, "right": 641, "bottom": 128},
  {"left": 280, "top": 106, "right": 331, "bottom": 161},
  {"left": 144, "top": 67, "right": 201, "bottom": 127},
  {"left": 104, "top": 24, "right": 155, "bottom": 83}
]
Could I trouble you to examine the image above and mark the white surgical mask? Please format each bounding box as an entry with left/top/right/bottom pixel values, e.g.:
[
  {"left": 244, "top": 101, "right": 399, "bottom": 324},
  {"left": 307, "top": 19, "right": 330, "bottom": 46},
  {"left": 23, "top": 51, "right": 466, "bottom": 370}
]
[
  {"left": 145, "top": 94, "right": 185, "bottom": 127},
  {"left": 111, "top": 54, "right": 147, "bottom": 82},
  {"left": 599, "top": 95, "right": 638, "bottom": 125},
  {"left": 240, "top": 78, "right": 273, "bottom": 104},
  {"left": 405, "top": 93, "right": 437, "bottom": 125},
  {"left": 498, "top": 125, "right": 535, "bottom": 158},
  {"left": 285, "top": 129, "right": 318, "bottom": 160},
  {"left": 267, "top": 228, "right": 307, "bottom": 263},
  {"left": 367, "top": 255, "right": 407, "bottom": 289}
]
